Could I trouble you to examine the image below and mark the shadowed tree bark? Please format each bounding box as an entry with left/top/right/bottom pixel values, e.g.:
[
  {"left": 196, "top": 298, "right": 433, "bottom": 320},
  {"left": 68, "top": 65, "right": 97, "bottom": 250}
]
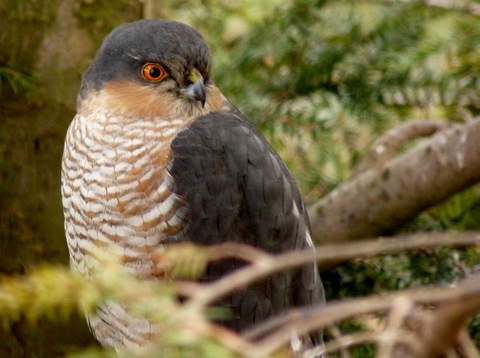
[{"left": 0, "top": 0, "right": 142, "bottom": 356}]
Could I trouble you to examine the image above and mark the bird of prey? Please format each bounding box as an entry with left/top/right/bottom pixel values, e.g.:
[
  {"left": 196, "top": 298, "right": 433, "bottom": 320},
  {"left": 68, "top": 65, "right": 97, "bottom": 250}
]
[{"left": 61, "top": 19, "right": 324, "bottom": 353}]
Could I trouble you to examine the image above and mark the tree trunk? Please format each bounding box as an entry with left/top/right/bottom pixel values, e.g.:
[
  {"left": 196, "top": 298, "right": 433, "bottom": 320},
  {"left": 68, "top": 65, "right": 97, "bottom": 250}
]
[{"left": 0, "top": 0, "right": 141, "bottom": 355}]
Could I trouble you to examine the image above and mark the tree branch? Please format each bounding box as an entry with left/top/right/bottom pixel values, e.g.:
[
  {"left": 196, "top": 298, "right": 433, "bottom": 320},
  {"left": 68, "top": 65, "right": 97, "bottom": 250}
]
[
  {"left": 354, "top": 120, "right": 459, "bottom": 175},
  {"left": 408, "top": 275, "right": 480, "bottom": 357},
  {"left": 238, "top": 274, "right": 480, "bottom": 357},
  {"left": 174, "top": 231, "right": 480, "bottom": 308},
  {"left": 308, "top": 119, "right": 480, "bottom": 243}
]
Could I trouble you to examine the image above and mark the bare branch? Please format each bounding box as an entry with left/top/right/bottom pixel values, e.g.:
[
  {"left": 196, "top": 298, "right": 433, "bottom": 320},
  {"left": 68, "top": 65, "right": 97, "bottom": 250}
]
[
  {"left": 201, "top": 323, "right": 261, "bottom": 356},
  {"left": 377, "top": 297, "right": 414, "bottom": 357},
  {"left": 408, "top": 275, "right": 480, "bottom": 357},
  {"left": 241, "top": 274, "right": 480, "bottom": 357},
  {"left": 149, "top": 232, "right": 480, "bottom": 356},
  {"left": 455, "top": 328, "right": 480, "bottom": 358},
  {"left": 3, "top": 233, "right": 478, "bottom": 357},
  {"left": 175, "top": 232, "right": 480, "bottom": 308},
  {"left": 354, "top": 120, "right": 460, "bottom": 175},
  {"left": 205, "top": 242, "right": 273, "bottom": 263},
  {"left": 324, "top": 326, "right": 351, "bottom": 358},
  {"left": 308, "top": 119, "right": 480, "bottom": 243}
]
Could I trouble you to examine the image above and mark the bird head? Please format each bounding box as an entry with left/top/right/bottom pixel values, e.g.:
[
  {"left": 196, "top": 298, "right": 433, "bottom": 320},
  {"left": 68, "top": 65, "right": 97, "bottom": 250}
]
[{"left": 77, "top": 19, "right": 224, "bottom": 120}]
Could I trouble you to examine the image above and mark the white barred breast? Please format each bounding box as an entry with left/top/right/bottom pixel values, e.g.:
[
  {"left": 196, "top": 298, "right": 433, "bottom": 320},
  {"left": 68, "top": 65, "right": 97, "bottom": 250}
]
[{"left": 61, "top": 109, "right": 188, "bottom": 349}]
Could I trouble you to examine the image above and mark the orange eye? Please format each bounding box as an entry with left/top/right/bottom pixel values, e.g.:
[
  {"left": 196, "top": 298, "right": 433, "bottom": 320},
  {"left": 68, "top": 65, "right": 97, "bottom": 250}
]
[{"left": 142, "top": 63, "right": 167, "bottom": 82}]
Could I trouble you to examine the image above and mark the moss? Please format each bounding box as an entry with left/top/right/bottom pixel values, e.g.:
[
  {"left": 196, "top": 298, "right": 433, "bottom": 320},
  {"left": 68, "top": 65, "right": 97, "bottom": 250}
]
[
  {"left": 0, "top": 0, "right": 58, "bottom": 69},
  {"left": 75, "top": 0, "right": 142, "bottom": 44}
]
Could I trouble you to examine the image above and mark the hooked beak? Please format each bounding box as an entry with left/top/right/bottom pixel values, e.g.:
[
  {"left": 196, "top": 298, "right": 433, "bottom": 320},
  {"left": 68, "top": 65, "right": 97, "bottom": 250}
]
[{"left": 181, "top": 68, "right": 206, "bottom": 107}]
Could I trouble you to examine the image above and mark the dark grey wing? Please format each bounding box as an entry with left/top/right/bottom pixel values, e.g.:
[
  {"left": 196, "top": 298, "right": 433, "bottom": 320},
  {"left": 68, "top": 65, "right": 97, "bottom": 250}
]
[{"left": 169, "top": 110, "right": 324, "bottom": 343}]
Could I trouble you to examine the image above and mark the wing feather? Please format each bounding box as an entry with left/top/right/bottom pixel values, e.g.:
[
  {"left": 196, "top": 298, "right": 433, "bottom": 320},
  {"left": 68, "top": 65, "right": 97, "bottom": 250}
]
[{"left": 169, "top": 109, "right": 324, "bottom": 343}]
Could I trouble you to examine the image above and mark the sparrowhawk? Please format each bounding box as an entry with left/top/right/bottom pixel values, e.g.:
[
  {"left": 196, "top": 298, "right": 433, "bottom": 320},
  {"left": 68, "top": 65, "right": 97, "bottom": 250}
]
[{"left": 61, "top": 19, "right": 324, "bottom": 353}]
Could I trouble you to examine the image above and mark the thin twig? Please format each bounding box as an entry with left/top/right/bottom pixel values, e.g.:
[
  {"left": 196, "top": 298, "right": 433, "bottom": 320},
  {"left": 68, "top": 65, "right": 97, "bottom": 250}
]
[
  {"left": 176, "top": 232, "right": 480, "bottom": 307},
  {"left": 205, "top": 242, "right": 272, "bottom": 263},
  {"left": 325, "top": 326, "right": 350, "bottom": 358},
  {"left": 377, "top": 297, "right": 413, "bottom": 357},
  {"left": 303, "top": 331, "right": 380, "bottom": 358},
  {"left": 240, "top": 274, "right": 480, "bottom": 356},
  {"left": 163, "top": 233, "right": 480, "bottom": 356}
]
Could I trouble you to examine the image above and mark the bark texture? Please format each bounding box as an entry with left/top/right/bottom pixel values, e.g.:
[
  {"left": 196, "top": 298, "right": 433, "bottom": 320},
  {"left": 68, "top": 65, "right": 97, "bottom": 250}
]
[{"left": 308, "top": 120, "right": 480, "bottom": 243}]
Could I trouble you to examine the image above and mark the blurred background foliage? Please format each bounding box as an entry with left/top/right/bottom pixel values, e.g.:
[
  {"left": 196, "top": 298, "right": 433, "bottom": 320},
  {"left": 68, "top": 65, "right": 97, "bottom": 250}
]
[
  {"left": 0, "top": 0, "right": 480, "bottom": 356},
  {"left": 172, "top": 3, "right": 480, "bottom": 348}
]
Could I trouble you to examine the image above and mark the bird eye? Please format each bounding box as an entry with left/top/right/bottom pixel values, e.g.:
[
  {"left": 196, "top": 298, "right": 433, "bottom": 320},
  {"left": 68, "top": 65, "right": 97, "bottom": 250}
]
[{"left": 142, "top": 63, "right": 168, "bottom": 82}]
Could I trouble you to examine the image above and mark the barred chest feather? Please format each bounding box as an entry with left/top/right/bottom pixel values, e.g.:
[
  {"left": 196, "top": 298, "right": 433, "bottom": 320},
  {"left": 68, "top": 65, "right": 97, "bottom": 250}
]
[{"left": 61, "top": 110, "right": 188, "bottom": 279}]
